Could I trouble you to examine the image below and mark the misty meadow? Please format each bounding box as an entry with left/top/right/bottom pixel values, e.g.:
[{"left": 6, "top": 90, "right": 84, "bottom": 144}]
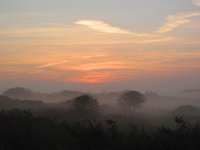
[{"left": 0, "top": 87, "right": 200, "bottom": 150}]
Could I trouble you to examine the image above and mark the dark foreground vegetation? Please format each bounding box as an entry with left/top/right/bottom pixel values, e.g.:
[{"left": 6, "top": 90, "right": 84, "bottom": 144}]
[
  {"left": 1, "top": 87, "right": 200, "bottom": 150},
  {"left": 0, "top": 110, "right": 200, "bottom": 150}
]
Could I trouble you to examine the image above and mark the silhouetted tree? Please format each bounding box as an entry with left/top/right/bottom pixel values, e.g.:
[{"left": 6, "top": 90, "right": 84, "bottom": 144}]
[
  {"left": 118, "top": 91, "right": 145, "bottom": 110},
  {"left": 72, "top": 95, "right": 99, "bottom": 113}
]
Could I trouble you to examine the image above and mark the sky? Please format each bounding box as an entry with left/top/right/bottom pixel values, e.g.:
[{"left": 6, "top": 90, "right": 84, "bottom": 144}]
[{"left": 0, "top": 0, "right": 200, "bottom": 93}]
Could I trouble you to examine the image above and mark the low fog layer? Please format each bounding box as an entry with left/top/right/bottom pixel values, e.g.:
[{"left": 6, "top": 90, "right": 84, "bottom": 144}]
[
  {"left": 0, "top": 87, "right": 200, "bottom": 126},
  {"left": 2, "top": 87, "right": 200, "bottom": 108}
]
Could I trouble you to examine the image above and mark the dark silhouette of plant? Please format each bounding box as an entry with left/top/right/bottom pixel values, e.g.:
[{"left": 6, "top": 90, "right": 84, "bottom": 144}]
[
  {"left": 118, "top": 90, "right": 145, "bottom": 110},
  {"left": 72, "top": 94, "right": 99, "bottom": 113},
  {"left": 175, "top": 115, "right": 187, "bottom": 128}
]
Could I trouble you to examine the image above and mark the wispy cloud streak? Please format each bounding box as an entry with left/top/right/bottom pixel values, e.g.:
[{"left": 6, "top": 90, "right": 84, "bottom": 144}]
[
  {"left": 75, "top": 20, "right": 132, "bottom": 34},
  {"left": 36, "top": 61, "right": 68, "bottom": 69},
  {"left": 75, "top": 20, "right": 154, "bottom": 37},
  {"left": 157, "top": 12, "right": 200, "bottom": 33}
]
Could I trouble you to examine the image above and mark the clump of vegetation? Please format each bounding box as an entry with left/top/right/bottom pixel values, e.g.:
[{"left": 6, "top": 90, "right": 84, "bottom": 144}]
[
  {"left": 118, "top": 90, "right": 145, "bottom": 111},
  {"left": 72, "top": 94, "right": 99, "bottom": 112}
]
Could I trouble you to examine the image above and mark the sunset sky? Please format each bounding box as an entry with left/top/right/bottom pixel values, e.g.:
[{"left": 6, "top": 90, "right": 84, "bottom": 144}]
[{"left": 0, "top": 0, "right": 200, "bottom": 93}]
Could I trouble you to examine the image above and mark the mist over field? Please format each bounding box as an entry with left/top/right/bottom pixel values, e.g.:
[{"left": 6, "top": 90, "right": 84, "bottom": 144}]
[
  {"left": 1, "top": 87, "right": 200, "bottom": 124},
  {"left": 0, "top": 86, "right": 200, "bottom": 149}
]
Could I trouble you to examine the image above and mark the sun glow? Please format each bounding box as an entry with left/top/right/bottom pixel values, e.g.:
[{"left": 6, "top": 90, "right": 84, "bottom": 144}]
[{"left": 68, "top": 72, "right": 116, "bottom": 84}]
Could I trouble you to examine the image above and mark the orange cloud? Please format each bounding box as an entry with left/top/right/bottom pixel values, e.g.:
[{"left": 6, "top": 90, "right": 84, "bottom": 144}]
[
  {"left": 30, "top": 50, "right": 200, "bottom": 83},
  {"left": 1, "top": 44, "right": 200, "bottom": 84}
]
